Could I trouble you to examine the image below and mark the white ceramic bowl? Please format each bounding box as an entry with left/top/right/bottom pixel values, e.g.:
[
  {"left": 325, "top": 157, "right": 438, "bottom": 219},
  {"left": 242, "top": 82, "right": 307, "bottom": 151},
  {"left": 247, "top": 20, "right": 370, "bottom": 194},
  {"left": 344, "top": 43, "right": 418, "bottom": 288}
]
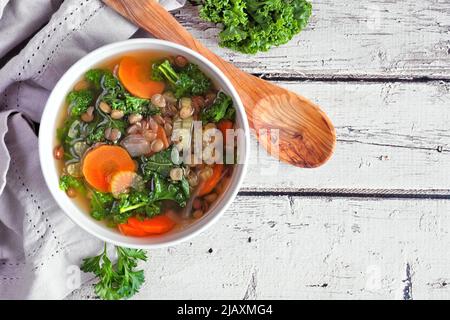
[{"left": 39, "top": 39, "right": 249, "bottom": 249}]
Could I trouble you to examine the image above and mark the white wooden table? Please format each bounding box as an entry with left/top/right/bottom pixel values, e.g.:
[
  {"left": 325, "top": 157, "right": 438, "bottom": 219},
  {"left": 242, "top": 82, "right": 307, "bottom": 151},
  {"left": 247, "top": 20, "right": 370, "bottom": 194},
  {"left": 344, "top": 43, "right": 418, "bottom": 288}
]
[{"left": 69, "top": 0, "right": 450, "bottom": 300}]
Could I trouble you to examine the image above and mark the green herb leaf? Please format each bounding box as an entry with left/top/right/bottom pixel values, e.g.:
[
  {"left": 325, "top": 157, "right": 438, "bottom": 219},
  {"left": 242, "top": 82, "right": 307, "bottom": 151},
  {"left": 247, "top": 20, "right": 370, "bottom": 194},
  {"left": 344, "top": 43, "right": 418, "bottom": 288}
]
[
  {"left": 67, "top": 89, "right": 94, "bottom": 116},
  {"left": 152, "top": 60, "right": 211, "bottom": 98},
  {"left": 86, "top": 126, "right": 106, "bottom": 145},
  {"left": 110, "top": 190, "right": 155, "bottom": 222},
  {"left": 199, "top": 0, "right": 312, "bottom": 54},
  {"left": 140, "top": 147, "right": 178, "bottom": 178},
  {"left": 152, "top": 60, "right": 179, "bottom": 84},
  {"left": 59, "top": 175, "right": 86, "bottom": 195},
  {"left": 177, "top": 63, "right": 211, "bottom": 97},
  {"left": 90, "top": 190, "right": 114, "bottom": 221},
  {"left": 80, "top": 245, "right": 148, "bottom": 300},
  {"left": 57, "top": 116, "right": 79, "bottom": 153},
  {"left": 99, "top": 71, "right": 128, "bottom": 113},
  {"left": 117, "top": 191, "right": 150, "bottom": 214},
  {"left": 92, "top": 68, "right": 158, "bottom": 116},
  {"left": 149, "top": 173, "right": 190, "bottom": 208},
  {"left": 85, "top": 69, "right": 106, "bottom": 90},
  {"left": 80, "top": 254, "right": 102, "bottom": 274},
  {"left": 124, "top": 95, "right": 150, "bottom": 114},
  {"left": 201, "top": 92, "right": 234, "bottom": 123}
]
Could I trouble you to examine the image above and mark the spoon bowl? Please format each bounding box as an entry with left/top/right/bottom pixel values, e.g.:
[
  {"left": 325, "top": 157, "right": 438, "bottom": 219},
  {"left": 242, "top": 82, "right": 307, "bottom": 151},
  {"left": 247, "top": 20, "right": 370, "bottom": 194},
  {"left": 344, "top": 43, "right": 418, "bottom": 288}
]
[{"left": 233, "top": 74, "right": 335, "bottom": 167}]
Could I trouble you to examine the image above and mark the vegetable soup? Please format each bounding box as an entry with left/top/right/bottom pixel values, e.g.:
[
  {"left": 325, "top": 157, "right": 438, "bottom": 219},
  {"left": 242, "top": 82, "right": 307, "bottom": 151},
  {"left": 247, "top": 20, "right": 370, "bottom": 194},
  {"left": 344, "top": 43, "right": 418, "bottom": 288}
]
[{"left": 54, "top": 51, "right": 237, "bottom": 237}]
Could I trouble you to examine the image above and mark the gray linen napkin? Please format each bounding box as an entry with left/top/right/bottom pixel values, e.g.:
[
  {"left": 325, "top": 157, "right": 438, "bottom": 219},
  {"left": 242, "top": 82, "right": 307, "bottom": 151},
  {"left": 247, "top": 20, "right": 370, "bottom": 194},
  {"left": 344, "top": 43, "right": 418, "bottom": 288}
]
[{"left": 0, "top": 0, "right": 185, "bottom": 299}]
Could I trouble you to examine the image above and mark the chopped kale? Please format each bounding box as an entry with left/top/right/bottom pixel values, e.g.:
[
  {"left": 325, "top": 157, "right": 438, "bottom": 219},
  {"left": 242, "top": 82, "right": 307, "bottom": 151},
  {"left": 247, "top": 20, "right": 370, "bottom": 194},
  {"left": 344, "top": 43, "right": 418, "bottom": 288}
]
[
  {"left": 90, "top": 190, "right": 114, "bottom": 221},
  {"left": 201, "top": 92, "right": 235, "bottom": 123},
  {"left": 148, "top": 173, "right": 189, "bottom": 208},
  {"left": 152, "top": 60, "right": 211, "bottom": 98},
  {"left": 85, "top": 69, "right": 106, "bottom": 90},
  {"left": 59, "top": 175, "right": 86, "bottom": 194},
  {"left": 67, "top": 89, "right": 94, "bottom": 116},
  {"left": 140, "top": 147, "right": 178, "bottom": 178}
]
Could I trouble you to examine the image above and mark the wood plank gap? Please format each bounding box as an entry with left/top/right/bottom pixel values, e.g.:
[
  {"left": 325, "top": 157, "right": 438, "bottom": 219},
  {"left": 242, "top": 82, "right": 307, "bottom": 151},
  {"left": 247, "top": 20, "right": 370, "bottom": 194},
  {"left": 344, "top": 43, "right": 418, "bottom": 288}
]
[
  {"left": 258, "top": 74, "right": 450, "bottom": 83},
  {"left": 238, "top": 189, "right": 450, "bottom": 200}
]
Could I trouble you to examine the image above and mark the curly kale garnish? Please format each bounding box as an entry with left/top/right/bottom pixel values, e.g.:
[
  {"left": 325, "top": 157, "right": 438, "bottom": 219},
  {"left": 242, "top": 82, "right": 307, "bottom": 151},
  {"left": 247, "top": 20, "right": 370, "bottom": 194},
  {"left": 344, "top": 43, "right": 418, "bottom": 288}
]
[{"left": 199, "top": 0, "right": 312, "bottom": 54}]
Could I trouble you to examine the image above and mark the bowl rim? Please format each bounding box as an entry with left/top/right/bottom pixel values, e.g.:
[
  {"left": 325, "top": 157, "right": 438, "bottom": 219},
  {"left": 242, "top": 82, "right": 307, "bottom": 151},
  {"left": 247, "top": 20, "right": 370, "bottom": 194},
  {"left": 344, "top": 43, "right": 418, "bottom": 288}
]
[{"left": 39, "top": 38, "right": 250, "bottom": 249}]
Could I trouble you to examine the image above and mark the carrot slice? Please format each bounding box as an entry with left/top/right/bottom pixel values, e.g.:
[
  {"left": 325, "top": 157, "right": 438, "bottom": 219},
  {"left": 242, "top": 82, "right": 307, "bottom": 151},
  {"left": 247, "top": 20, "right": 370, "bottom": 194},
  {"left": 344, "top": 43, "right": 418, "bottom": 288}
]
[
  {"left": 82, "top": 145, "right": 136, "bottom": 192},
  {"left": 156, "top": 124, "right": 170, "bottom": 149},
  {"left": 197, "top": 164, "right": 224, "bottom": 196},
  {"left": 217, "top": 120, "right": 233, "bottom": 145},
  {"left": 118, "top": 223, "right": 148, "bottom": 237},
  {"left": 127, "top": 216, "right": 175, "bottom": 235},
  {"left": 118, "top": 56, "right": 165, "bottom": 99},
  {"left": 110, "top": 171, "right": 138, "bottom": 196}
]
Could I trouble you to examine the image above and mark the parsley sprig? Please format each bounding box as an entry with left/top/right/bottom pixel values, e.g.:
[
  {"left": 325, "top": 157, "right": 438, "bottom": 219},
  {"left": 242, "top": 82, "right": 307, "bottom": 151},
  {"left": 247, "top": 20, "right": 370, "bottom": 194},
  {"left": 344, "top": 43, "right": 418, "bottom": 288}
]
[{"left": 81, "top": 245, "right": 148, "bottom": 300}]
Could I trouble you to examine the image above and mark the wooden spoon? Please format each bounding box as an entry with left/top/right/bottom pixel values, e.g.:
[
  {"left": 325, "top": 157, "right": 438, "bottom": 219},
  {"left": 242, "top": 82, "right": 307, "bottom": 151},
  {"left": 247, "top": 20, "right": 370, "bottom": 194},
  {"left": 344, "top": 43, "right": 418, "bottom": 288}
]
[{"left": 103, "top": 0, "right": 336, "bottom": 168}]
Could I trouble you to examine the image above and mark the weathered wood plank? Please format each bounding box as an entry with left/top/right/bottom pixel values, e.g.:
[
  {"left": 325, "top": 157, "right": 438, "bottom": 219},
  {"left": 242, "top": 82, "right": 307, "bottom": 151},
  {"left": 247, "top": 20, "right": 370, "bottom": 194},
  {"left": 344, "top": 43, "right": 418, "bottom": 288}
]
[
  {"left": 242, "top": 80, "right": 450, "bottom": 192},
  {"left": 67, "top": 196, "right": 450, "bottom": 299},
  {"left": 174, "top": 1, "right": 450, "bottom": 78}
]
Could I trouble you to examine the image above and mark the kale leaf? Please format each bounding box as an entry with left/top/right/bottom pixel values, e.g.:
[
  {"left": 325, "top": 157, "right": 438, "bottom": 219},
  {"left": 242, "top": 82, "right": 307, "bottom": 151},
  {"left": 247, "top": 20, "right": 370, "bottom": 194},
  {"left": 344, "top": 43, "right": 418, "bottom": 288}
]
[
  {"left": 59, "top": 175, "right": 86, "bottom": 194},
  {"left": 123, "top": 95, "right": 158, "bottom": 116},
  {"left": 140, "top": 147, "right": 179, "bottom": 178},
  {"left": 152, "top": 60, "right": 211, "bottom": 98},
  {"left": 112, "top": 172, "right": 190, "bottom": 221},
  {"left": 90, "top": 190, "right": 114, "bottom": 221},
  {"left": 95, "top": 70, "right": 128, "bottom": 113},
  {"left": 102, "top": 70, "right": 124, "bottom": 94},
  {"left": 129, "top": 147, "right": 189, "bottom": 217},
  {"left": 85, "top": 69, "right": 106, "bottom": 90},
  {"left": 199, "top": 0, "right": 312, "bottom": 54},
  {"left": 149, "top": 173, "right": 190, "bottom": 208},
  {"left": 58, "top": 113, "right": 122, "bottom": 148},
  {"left": 152, "top": 60, "right": 178, "bottom": 84},
  {"left": 176, "top": 63, "right": 211, "bottom": 98},
  {"left": 201, "top": 92, "right": 235, "bottom": 123},
  {"left": 67, "top": 89, "right": 94, "bottom": 116},
  {"left": 100, "top": 71, "right": 126, "bottom": 110},
  {"left": 113, "top": 190, "right": 154, "bottom": 223},
  {"left": 86, "top": 126, "right": 106, "bottom": 145},
  {"left": 111, "top": 172, "right": 189, "bottom": 222},
  {"left": 88, "top": 68, "right": 158, "bottom": 116},
  {"left": 57, "top": 117, "right": 79, "bottom": 152}
]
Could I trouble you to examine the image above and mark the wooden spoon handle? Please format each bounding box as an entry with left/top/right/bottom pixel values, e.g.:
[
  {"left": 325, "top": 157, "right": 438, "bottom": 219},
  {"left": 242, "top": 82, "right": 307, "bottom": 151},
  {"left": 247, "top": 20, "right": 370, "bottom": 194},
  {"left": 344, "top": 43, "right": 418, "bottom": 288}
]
[{"left": 103, "top": 0, "right": 241, "bottom": 79}]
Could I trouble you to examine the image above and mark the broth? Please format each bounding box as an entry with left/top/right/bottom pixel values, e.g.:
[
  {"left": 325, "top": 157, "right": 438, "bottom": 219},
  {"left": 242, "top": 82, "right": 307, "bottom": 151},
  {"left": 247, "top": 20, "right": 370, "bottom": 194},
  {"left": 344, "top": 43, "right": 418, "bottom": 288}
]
[{"left": 55, "top": 51, "right": 236, "bottom": 236}]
